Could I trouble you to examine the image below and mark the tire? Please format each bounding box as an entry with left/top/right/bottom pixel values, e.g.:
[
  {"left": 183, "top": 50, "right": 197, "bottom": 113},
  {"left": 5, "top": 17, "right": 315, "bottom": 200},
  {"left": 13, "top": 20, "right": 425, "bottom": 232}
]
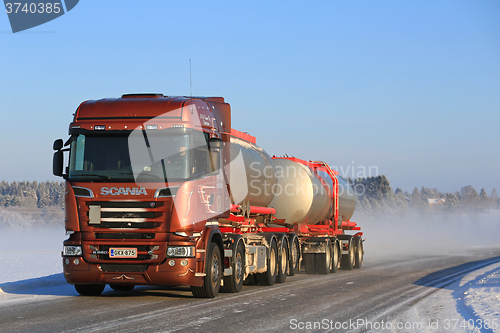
[
  {"left": 74, "top": 284, "right": 105, "bottom": 296},
  {"left": 256, "top": 238, "right": 278, "bottom": 286},
  {"left": 354, "top": 237, "right": 363, "bottom": 269},
  {"left": 288, "top": 235, "right": 300, "bottom": 276},
  {"left": 191, "top": 243, "right": 222, "bottom": 298},
  {"left": 243, "top": 274, "right": 256, "bottom": 285},
  {"left": 109, "top": 284, "right": 135, "bottom": 292},
  {"left": 316, "top": 240, "right": 331, "bottom": 275},
  {"left": 276, "top": 237, "right": 288, "bottom": 284},
  {"left": 221, "top": 242, "right": 245, "bottom": 293},
  {"left": 340, "top": 237, "right": 355, "bottom": 270},
  {"left": 304, "top": 253, "right": 316, "bottom": 274},
  {"left": 330, "top": 239, "right": 340, "bottom": 273}
]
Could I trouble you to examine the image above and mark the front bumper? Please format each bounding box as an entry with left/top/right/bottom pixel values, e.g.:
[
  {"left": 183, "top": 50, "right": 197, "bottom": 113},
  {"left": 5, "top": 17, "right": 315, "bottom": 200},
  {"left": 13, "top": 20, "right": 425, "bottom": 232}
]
[{"left": 62, "top": 256, "right": 204, "bottom": 287}]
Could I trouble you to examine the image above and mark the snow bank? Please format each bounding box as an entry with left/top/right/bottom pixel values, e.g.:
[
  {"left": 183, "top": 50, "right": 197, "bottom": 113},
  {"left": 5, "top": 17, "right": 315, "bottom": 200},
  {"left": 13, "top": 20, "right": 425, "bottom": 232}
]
[{"left": 392, "top": 262, "right": 500, "bottom": 333}]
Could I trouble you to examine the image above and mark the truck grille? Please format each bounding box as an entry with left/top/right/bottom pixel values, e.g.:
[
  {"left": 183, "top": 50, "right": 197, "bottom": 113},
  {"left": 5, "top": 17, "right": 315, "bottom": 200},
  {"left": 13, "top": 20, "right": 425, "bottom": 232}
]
[
  {"left": 83, "top": 201, "right": 166, "bottom": 229},
  {"left": 95, "top": 233, "right": 155, "bottom": 240}
]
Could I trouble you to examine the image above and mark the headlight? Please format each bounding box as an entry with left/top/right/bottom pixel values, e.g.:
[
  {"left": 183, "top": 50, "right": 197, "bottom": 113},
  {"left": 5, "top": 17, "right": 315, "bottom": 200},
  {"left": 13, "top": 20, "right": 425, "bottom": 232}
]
[
  {"left": 63, "top": 245, "right": 82, "bottom": 256},
  {"left": 167, "top": 246, "right": 195, "bottom": 257}
]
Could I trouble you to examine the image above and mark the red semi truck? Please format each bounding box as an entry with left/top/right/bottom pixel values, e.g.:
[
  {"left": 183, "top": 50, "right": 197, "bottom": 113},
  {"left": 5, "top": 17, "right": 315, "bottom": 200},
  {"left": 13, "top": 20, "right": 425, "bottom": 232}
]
[{"left": 53, "top": 94, "right": 364, "bottom": 297}]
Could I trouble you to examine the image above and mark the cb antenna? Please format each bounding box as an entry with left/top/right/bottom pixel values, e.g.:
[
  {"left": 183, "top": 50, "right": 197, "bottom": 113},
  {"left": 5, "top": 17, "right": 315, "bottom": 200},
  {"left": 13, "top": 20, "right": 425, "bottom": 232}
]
[{"left": 189, "top": 59, "right": 192, "bottom": 96}]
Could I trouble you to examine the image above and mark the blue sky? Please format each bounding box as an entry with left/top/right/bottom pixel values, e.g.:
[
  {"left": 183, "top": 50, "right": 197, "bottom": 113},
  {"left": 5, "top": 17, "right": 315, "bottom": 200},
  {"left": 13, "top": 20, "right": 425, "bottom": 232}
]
[{"left": 1, "top": 1, "right": 499, "bottom": 193}]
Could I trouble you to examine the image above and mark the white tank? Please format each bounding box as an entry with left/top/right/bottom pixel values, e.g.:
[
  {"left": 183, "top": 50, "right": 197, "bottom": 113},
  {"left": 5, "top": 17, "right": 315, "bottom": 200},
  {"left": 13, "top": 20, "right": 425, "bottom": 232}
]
[
  {"left": 228, "top": 136, "right": 276, "bottom": 207},
  {"left": 268, "top": 159, "right": 356, "bottom": 226}
]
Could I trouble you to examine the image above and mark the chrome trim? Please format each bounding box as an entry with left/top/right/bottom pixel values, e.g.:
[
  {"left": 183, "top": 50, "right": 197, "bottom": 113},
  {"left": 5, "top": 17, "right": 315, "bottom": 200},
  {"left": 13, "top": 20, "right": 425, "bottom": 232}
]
[
  {"left": 154, "top": 186, "right": 179, "bottom": 198},
  {"left": 100, "top": 218, "right": 147, "bottom": 223},
  {"left": 72, "top": 186, "right": 94, "bottom": 198},
  {"left": 100, "top": 208, "right": 148, "bottom": 212}
]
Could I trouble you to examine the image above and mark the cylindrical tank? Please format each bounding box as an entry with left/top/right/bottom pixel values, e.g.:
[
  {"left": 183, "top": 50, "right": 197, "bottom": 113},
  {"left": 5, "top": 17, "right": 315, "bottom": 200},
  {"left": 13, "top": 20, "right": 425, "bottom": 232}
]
[
  {"left": 268, "top": 159, "right": 356, "bottom": 226},
  {"left": 337, "top": 175, "right": 356, "bottom": 222},
  {"left": 228, "top": 136, "right": 276, "bottom": 207}
]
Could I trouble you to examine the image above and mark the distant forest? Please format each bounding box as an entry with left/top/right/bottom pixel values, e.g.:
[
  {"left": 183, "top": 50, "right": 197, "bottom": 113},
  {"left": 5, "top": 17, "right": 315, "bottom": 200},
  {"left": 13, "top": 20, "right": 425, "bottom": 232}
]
[
  {"left": 351, "top": 176, "right": 499, "bottom": 215},
  {"left": 0, "top": 178, "right": 498, "bottom": 227},
  {"left": 0, "top": 181, "right": 64, "bottom": 208}
]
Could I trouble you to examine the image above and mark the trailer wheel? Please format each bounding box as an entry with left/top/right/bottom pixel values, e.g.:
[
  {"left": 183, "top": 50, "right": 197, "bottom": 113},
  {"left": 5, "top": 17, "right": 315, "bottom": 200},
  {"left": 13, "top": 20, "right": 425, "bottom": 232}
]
[
  {"left": 191, "top": 242, "right": 221, "bottom": 298},
  {"left": 330, "top": 239, "right": 340, "bottom": 273},
  {"left": 340, "top": 237, "right": 355, "bottom": 270},
  {"left": 221, "top": 242, "right": 244, "bottom": 293},
  {"left": 304, "top": 253, "right": 316, "bottom": 274},
  {"left": 354, "top": 237, "right": 363, "bottom": 269},
  {"left": 243, "top": 274, "right": 255, "bottom": 285},
  {"left": 256, "top": 238, "right": 278, "bottom": 286},
  {"left": 74, "top": 284, "right": 105, "bottom": 296},
  {"left": 316, "top": 240, "right": 331, "bottom": 275},
  {"left": 276, "top": 237, "right": 288, "bottom": 283},
  {"left": 110, "top": 284, "right": 135, "bottom": 292},
  {"left": 288, "top": 235, "right": 300, "bottom": 276}
]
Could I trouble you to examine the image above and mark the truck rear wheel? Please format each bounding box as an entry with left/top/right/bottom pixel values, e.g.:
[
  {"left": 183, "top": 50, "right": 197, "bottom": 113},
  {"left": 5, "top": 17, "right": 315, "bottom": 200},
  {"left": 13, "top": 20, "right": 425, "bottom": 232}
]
[
  {"left": 256, "top": 238, "right": 278, "bottom": 286},
  {"left": 74, "top": 284, "right": 105, "bottom": 296},
  {"left": 191, "top": 242, "right": 221, "bottom": 298},
  {"left": 110, "top": 284, "right": 135, "bottom": 292},
  {"left": 330, "top": 239, "right": 340, "bottom": 273},
  {"left": 288, "top": 235, "right": 300, "bottom": 276},
  {"left": 221, "top": 242, "right": 244, "bottom": 293},
  {"left": 340, "top": 237, "right": 355, "bottom": 270},
  {"left": 354, "top": 237, "right": 363, "bottom": 269},
  {"left": 276, "top": 237, "right": 288, "bottom": 283},
  {"left": 316, "top": 240, "right": 331, "bottom": 275}
]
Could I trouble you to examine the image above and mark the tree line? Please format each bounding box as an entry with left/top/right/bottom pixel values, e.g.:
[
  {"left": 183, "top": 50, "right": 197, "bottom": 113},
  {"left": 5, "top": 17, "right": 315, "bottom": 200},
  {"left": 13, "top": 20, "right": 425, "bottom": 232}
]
[
  {"left": 0, "top": 180, "right": 65, "bottom": 208},
  {"left": 0, "top": 178, "right": 498, "bottom": 215},
  {"left": 351, "top": 175, "right": 499, "bottom": 215}
]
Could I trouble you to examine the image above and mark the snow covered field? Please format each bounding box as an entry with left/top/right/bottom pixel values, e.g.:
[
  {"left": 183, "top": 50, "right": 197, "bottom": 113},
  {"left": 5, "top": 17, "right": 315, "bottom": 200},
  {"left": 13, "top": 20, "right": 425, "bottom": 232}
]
[{"left": 0, "top": 227, "right": 65, "bottom": 285}]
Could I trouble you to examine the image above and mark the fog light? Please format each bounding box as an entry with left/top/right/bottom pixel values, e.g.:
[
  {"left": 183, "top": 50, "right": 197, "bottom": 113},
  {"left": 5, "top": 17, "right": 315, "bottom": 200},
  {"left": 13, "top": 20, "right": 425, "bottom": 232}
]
[
  {"left": 65, "top": 259, "right": 69, "bottom": 265},
  {"left": 181, "top": 259, "right": 188, "bottom": 266},
  {"left": 73, "top": 259, "right": 80, "bottom": 265},
  {"left": 169, "top": 260, "right": 175, "bottom": 266}
]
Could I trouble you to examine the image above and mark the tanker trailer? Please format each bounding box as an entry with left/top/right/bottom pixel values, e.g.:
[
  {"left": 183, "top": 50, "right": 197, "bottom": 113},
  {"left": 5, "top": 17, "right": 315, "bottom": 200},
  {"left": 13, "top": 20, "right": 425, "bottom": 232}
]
[
  {"left": 220, "top": 133, "right": 363, "bottom": 281},
  {"left": 267, "top": 157, "right": 362, "bottom": 273}
]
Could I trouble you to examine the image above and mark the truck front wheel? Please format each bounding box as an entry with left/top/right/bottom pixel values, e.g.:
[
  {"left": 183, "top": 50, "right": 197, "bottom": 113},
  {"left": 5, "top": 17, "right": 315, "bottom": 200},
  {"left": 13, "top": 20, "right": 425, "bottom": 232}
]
[
  {"left": 192, "top": 242, "right": 222, "bottom": 298},
  {"left": 74, "top": 284, "right": 105, "bottom": 296},
  {"left": 110, "top": 284, "right": 135, "bottom": 292}
]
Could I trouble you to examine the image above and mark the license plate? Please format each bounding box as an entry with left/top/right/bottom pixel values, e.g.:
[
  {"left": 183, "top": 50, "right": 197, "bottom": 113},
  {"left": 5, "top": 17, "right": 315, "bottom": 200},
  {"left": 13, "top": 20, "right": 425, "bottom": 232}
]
[{"left": 109, "top": 248, "right": 137, "bottom": 258}]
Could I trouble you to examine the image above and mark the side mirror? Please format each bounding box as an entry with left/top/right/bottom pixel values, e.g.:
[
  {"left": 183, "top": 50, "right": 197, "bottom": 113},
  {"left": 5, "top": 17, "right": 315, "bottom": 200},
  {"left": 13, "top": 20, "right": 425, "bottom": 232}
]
[
  {"left": 53, "top": 150, "right": 64, "bottom": 177},
  {"left": 208, "top": 138, "right": 223, "bottom": 172},
  {"left": 53, "top": 139, "right": 63, "bottom": 151}
]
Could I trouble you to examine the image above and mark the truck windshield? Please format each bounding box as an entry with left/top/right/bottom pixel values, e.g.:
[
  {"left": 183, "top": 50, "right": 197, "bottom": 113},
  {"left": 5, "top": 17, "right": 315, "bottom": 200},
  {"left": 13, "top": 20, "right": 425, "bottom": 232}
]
[{"left": 68, "top": 130, "right": 211, "bottom": 182}]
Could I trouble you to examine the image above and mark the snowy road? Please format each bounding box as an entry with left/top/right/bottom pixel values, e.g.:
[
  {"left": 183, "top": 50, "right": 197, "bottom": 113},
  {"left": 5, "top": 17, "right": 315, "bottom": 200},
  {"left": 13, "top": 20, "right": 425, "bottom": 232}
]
[{"left": 1, "top": 245, "right": 499, "bottom": 332}]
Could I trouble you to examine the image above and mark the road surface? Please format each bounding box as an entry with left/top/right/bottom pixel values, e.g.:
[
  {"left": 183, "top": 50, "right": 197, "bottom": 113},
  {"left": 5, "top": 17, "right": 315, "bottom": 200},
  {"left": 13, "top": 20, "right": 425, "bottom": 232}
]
[{"left": 1, "top": 248, "right": 500, "bottom": 333}]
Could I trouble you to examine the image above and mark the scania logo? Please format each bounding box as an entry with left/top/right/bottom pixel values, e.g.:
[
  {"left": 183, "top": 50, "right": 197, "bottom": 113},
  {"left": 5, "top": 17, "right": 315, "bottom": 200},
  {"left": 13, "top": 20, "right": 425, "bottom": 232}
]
[{"left": 100, "top": 187, "right": 148, "bottom": 196}]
